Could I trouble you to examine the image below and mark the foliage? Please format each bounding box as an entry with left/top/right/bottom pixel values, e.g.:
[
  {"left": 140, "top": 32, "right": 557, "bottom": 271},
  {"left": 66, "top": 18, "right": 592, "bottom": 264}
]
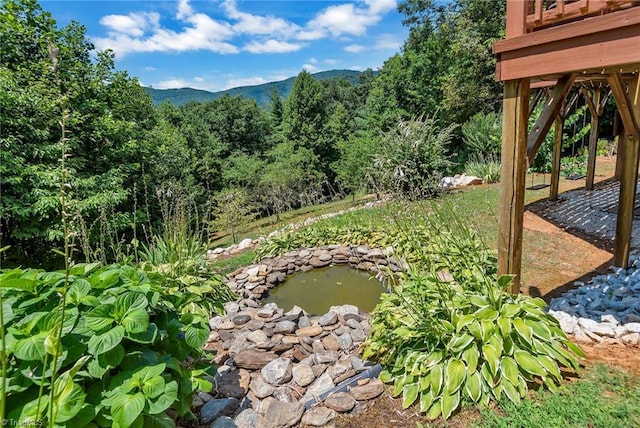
[
  {"left": 362, "top": 207, "right": 584, "bottom": 420},
  {"left": 371, "top": 116, "right": 455, "bottom": 199},
  {"left": 462, "top": 112, "right": 503, "bottom": 158},
  {"left": 478, "top": 364, "right": 640, "bottom": 428},
  {"left": 332, "top": 132, "right": 380, "bottom": 197},
  {"left": 465, "top": 155, "right": 501, "bottom": 184},
  {"left": 0, "top": 262, "right": 229, "bottom": 427},
  {"left": 560, "top": 155, "right": 587, "bottom": 178},
  {"left": 211, "top": 188, "right": 256, "bottom": 244}
]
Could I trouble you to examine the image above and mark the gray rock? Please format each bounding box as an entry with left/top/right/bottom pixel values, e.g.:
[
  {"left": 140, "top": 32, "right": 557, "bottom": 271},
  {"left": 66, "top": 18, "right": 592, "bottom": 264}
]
[
  {"left": 626, "top": 322, "right": 640, "bottom": 333},
  {"left": 601, "top": 314, "right": 620, "bottom": 325},
  {"left": 232, "top": 314, "right": 251, "bottom": 325},
  {"left": 345, "top": 319, "right": 362, "bottom": 329},
  {"left": 292, "top": 363, "right": 315, "bottom": 387},
  {"left": 303, "top": 372, "right": 335, "bottom": 403},
  {"left": 210, "top": 416, "right": 237, "bottom": 428},
  {"left": 234, "top": 350, "right": 278, "bottom": 370},
  {"left": 349, "top": 379, "right": 385, "bottom": 401},
  {"left": 318, "top": 311, "right": 338, "bottom": 326},
  {"left": 261, "top": 358, "right": 292, "bottom": 385},
  {"left": 249, "top": 374, "right": 276, "bottom": 399},
  {"left": 301, "top": 406, "right": 337, "bottom": 426},
  {"left": 274, "top": 320, "right": 297, "bottom": 334},
  {"left": 263, "top": 400, "right": 305, "bottom": 428},
  {"left": 315, "top": 350, "right": 340, "bottom": 364},
  {"left": 225, "top": 301, "right": 240, "bottom": 314},
  {"left": 201, "top": 398, "right": 239, "bottom": 424},
  {"left": 298, "top": 316, "right": 311, "bottom": 328},
  {"left": 247, "top": 330, "right": 269, "bottom": 344},
  {"left": 350, "top": 327, "right": 366, "bottom": 343},
  {"left": 323, "top": 392, "right": 356, "bottom": 412},
  {"left": 337, "top": 333, "right": 353, "bottom": 351},
  {"left": 234, "top": 409, "right": 259, "bottom": 428}
]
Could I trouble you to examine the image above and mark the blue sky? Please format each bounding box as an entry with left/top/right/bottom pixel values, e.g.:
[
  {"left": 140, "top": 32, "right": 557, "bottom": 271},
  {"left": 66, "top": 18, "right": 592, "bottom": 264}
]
[{"left": 42, "top": 0, "right": 409, "bottom": 92}]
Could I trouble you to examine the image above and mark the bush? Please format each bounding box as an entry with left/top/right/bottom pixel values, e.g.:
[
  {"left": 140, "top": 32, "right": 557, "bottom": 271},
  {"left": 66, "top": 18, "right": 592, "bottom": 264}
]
[
  {"left": 465, "top": 155, "right": 501, "bottom": 184},
  {"left": 462, "top": 112, "right": 503, "bottom": 158},
  {"left": 362, "top": 207, "right": 584, "bottom": 420},
  {"left": 0, "top": 262, "right": 232, "bottom": 427},
  {"left": 560, "top": 155, "right": 587, "bottom": 177}
]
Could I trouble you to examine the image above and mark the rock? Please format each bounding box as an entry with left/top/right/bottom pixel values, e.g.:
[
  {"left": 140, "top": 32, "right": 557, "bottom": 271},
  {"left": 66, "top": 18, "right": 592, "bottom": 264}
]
[
  {"left": 261, "top": 358, "right": 292, "bottom": 385},
  {"left": 621, "top": 332, "right": 640, "bottom": 345},
  {"left": 350, "top": 327, "right": 366, "bottom": 343},
  {"left": 282, "top": 335, "right": 299, "bottom": 344},
  {"left": 198, "top": 391, "right": 214, "bottom": 402},
  {"left": 217, "top": 321, "right": 236, "bottom": 330},
  {"left": 246, "top": 330, "right": 269, "bottom": 344},
  {"left": 328, "top": 358, "right": 352, "bottom": 381},
  {"left": 234, "top": 409, "right": 259, "bottom": 428},
  {"left": 626, "top": 322, "right": 640, "bottom": 333},
  {"left": 301, "top": 406, "right": 337, "bottom": 426},
  {"left": 318, "top": 311, "right": 338, "bottom": 326},
  {"left": 238, "top": 238, "right": 253, "bottom": 250},
  {"left": 296, "top": 325, "right": 323, "bottom": 337},
  {"left": 315, "top": 350, "right": 340, "bottom": 364},
  {"left": 234, "top": 350, "right": 278, "bottom": 370},
  {"left": 337, "top": 333, "right": 353, "bottom": 351},
  {"left": 323, "top": 392, "right": 356, "bottom": 412},
  {"left": 601, "top": 314, "right": 620, "bottom": 325},
  {"left": 310, "top": 258, "right": 331, "bottom": 268},
  {"left": 298, "top": 316, "right": 311, "bottom": 328},
  {"left": 232, "top": 314, "right": 251, "bottom": 325},
  {"left": 249, "top": 374, "right": 276, "bottom": 399},
  {"left": 550, "top": 310, "right": 577, "bottom": 334},
  {"left": 217, "top": 369, "right": 250, "bottom": 399},
  {"left": 292, "top": 364, "right": 316, "bottom": 387},
  {"left": 201, "top": 398, "right": 239, "bottom": 424},
  {"left": 225, "top": 301, "right": 240, "bottom": 314},
  {"left": 349, "top": 378, "right": 385, "bottom": 401},
  {"left": 303, "top": 372, "right": 335, "bottom": 404},
  {"left": 210, "top": 416, "right": 237, "bottom": 428},
  {"left": 274, "top": 320, "right": 297, "bottom": 334},
  {"left": 245, "top": 319, "right": 266, "bottom": 331},
  {"left": 322, "top": 334, "right": 341, "bottom": 351},
  {"left": 263, "top": 400, "right": 305, "bottom": 428},
  {"left": 345, "top": 319, "right": 362, "bottom": 329}
]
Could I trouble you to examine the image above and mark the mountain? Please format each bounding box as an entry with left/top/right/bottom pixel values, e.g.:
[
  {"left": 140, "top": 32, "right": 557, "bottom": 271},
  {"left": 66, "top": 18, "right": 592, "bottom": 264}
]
[{"left": 143, "top": 69, "right": 370, "bottom": 106}]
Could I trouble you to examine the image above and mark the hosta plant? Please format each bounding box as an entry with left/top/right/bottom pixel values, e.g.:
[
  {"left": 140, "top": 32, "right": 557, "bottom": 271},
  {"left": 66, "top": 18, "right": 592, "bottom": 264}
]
[
  {"left": 0, "top": 262, "right": 229, "bottom": 427},
  {"left": 363, "top": 270, "right": 584, "bottom": 420}
]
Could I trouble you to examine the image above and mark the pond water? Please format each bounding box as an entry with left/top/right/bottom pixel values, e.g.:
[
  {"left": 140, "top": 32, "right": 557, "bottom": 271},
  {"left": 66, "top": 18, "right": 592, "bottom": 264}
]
[{"left": 262, "top": 265, "right": 387, "bottom": 315}]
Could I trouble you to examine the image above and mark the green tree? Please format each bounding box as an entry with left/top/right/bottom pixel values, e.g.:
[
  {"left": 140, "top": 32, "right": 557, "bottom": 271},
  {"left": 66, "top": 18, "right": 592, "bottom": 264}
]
[{"left": 211, "top": 188, "right": 255, "bottom": 244}]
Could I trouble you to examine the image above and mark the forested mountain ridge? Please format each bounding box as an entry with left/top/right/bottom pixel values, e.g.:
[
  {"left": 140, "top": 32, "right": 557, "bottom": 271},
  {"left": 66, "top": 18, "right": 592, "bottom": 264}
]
[{"left": 144, "top": 69, "right": 368, "bottom": 106}]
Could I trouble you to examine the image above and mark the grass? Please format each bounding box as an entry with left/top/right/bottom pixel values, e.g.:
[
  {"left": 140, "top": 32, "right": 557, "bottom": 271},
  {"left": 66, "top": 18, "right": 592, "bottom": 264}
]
[{"left": 476, "top": 364, "right": 640, "bottom": 428}]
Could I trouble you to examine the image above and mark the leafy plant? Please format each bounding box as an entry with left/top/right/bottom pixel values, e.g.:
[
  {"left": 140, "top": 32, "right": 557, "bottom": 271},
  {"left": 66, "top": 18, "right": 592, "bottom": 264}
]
[
  {"left": 465, "top": 154, "right": 501, "bottom": 184},
  {"left": 461, "top": 112, "right": 503, "bottom": 158},
  {"left": 560, "top": 155, "right": 587, "bottom": 177},
  {"left": 362, "top": 207, "right": 584, "bottom": 420},
  {"left": 0, "top": 262, "right": 224, "bottom": 427}
]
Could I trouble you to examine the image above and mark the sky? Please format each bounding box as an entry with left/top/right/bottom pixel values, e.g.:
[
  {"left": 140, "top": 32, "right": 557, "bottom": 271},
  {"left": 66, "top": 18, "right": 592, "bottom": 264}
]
[{"left": 42, "top": 0, "right": 409, "bottom": 92}]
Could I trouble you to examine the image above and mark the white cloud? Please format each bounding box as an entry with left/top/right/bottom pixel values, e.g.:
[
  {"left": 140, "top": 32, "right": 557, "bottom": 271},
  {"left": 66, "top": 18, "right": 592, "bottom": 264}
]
[
  {"left": 375, "top": 33, "right": 402, "bottom": 51},
  {"left": 344, "top": 44, "right": 365, "bottom": 53},
  {"left": 309, "top": 57, "right": 318, "bottom": 64},
  {"left": 324, "top": 58, "right": 339, "bottom": 65},
  {"left": 244, "top": 39, "right": 303, "bottom": 54},
  {"left": 308, "top": 4, "right": 379, "bottom": 37},
  {"left": 226, "top": 76, "right": 268, "bottom": 88},
  {"left": 155, "top": 78, "right": 191, "bottom": 89},
  {"left": 363, "top": 0, "right": 397, "bottom": 15},
  {"left": 222, "top": 0, "right": 300, "bottom": 37},
  {"left": 302, "top": 63, "right": 320, "bottom": 73},
  {"left": 100, "top": 12, "right": 159, "bottom": 37},
  {"left": 144, "top": 66, "right": 156, "bottom": 71},
  {"left": 176, "top": 0, "right": 193, "bottom": 20}
]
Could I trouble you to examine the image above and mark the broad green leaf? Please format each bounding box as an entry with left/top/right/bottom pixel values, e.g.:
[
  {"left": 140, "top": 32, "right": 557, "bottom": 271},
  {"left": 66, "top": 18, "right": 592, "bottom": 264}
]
[
  {"left": 538, "top": 355, "right": 562, "bottom": 381},
  {"left": 426, "top": 399, "right": 442, "bottom": 420},
  {"left": 445, "top": 360, "right": 466, "bottom": 394},
  {"left": 455, "top": 314, "right": 475, "bottom": 332},
  {"left": 462, "top": 346, "right": 479, "bottom": 373},
  {"left": 142, "top": 412, "right": 176, "bottom": 428},
  {"left": 497, "top": 317, "right": 512, "bottom": 336},
  {"left": 85, "top": 304, "right": 115, "bottom": 331},
  {"left": 469, "top": 295, "right": 489, "bottom": 308},
  {"left": 425, "top": 351, "right": 443, "bottom": 368},
  {"left": 474, "top": 307, "right": 498, "bottom": 321},
  {"left": 127, "top": 323, "right": 158, "bottom": 344},
  {"left": 379, "top": 370, "right": 393, "bottom": 383},
  {"left": 121, "top": 309, "right": 149, "bottom": 334},
  {"left": 429, "top": 364, "right": 443, "bottom": 397},
  {"left": 465, "top": 371, "right": 482, "bottom": 402},
  {"left": 419, "top": 390, "right": 434, "bottom": 413},
  {"left": 67, "top": 279, "right": 92, "bottom": 305},
  {"left": 440, "top": 391, "right": 460, "bottom": 420},
  {"left": 500, "top": 303, "right": 521, "bottom": 318},
  {"left": 402, "top": 383, "right": 420, "bottom": 409},
  {"left": 54, "top": 383, "right": 86, "bottom": 423},
  {"left": 13, "top": 332, "right": 47, "bottom": 360},
  {"left": 93, "top": 269, "right": 121, "bottom": 289},
  {"left": 184, "top": 324, "right": 209, "bottom": 349},
  {"left": 500, "top": 378, "right": 521, "bottom": 404},
  {"left": 448, "top": 333, "right": 474, "bottom": 353},
  {"left": 135, "top": 363, "right": 166, "bottom": 383},
  {"left": 143, "top": 376, "right": 166, "bottom": 400},
  {"left": 512, "top": 317, "right": 533, "bottom": 344},
  {"left": 565, "top": 340, "right": 586, "bottom": 358},
  {"left": 482, "top": 344, "right": 499, "bottom": 377},
  {"left": 500, "top": 357, "right": 519, "bottom": 385},
  {"left": 487, "top": 334, "right": 504, "bottom": 356},
  {"left": 514, "top": 350, "right": 546, "bottom": 377},
  {"left": 481, "top": 363, "right": 495, "bottom": 387},
  {"left": 518, "top": 375, "right": 528, "bottom": 397},
  {"left": 0, "top": 277, "right": 37, "bottom": 292},
  {"left": 497, "top": 275, "right": 514, "bottom": 290},
  {"left": 147, "top": 380, "right": 178, "bottom": 414},
  {"left": 467, "top": 320, "right": 483, "bottom": 340},
  {"left": 114, "top": 292, "right": 148, "bottom": 318},
  {"left": 88, "top": 325, "right": 125, "bottom": 355},
  {"left": 112, "top": 392, "right": 145, "bottom": 428},
  {"left": 481, "top": 320, "right": 494, "bottom": 342},
  {"left": 526, "top": 318, "right": 552, "bottom": 340},
  {"left": 44, "top": 331, "right": 61, "bottom": 356}
]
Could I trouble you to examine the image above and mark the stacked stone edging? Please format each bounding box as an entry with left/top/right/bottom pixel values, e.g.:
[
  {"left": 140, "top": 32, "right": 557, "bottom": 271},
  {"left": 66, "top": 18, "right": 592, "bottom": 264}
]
[
  {"left": 198, "top": 245, "right": 401, "bottom": 427},
  {"left": 549, "top": 253, "right": 640, "bottom": 346}
]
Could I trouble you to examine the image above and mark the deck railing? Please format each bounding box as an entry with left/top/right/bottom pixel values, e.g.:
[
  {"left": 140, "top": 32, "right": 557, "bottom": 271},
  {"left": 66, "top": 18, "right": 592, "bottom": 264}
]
[{"left": 507, "top": 0, "right": 639, "bottom": 37}]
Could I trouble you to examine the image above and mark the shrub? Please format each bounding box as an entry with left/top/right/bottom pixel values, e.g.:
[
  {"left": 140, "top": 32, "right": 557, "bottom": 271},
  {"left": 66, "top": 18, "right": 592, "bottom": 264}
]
[
  {"left": 461, "top": 112, "right": 503, "bottom": 158},
  {"left": 465, "top": 155, "right": 501, "bottom": 184},
  {"left": 0, "top": 262, "right": 230, "bottom": 427},
  {"left": 560, "top": 155, "right": 587, "bottom": 177},
  {"left": 362, "top": 207, "right": 584, "bottom": 420}
]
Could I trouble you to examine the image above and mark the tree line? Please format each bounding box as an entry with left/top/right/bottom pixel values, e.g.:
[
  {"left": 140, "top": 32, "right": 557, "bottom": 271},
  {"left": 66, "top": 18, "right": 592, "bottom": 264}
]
[{"left": 1, "top": 0, "right": 507, "bottom": 263}]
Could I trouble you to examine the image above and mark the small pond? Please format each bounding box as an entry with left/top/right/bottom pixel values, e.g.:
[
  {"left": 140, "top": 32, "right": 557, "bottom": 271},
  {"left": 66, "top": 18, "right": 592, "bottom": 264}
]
[{"left": 262, "top": 265, "right": 387, "bottom": 315}]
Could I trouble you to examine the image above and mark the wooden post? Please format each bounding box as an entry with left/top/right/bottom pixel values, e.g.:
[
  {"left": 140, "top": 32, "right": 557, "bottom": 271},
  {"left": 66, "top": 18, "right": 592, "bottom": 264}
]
[
  {"left": 584, "top": 89, "right": 601, "bottom": 190},
  {"left": 550, "top": 113, "right": 564, "bottom": 201},
  {"left": 612, "top": 74, "right": 640, "bottom": 267},
  {"left": 498, "top": 78, "right": 530, "bottom": 294}
]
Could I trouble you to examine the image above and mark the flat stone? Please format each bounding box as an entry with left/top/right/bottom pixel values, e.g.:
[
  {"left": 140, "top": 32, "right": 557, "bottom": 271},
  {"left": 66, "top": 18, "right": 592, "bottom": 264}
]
[
  {"left": 350, "top": 327, "right": 366, "bottom": 342},
  {"left": 274, "top": 320, "right": 297, "bottom": 334},
  {"left": 249, "top": 374, "right": 276, "bottom": 399},
  {"left": 292, "top": 364, "right": 315, "bottom": 387},
  {"left": 247, "top": 330, "right": 269, "bottom": 344},
  {"left": 234, "top": 350, "right": 278, "bottom": 370},
  {"left": 312, "top": 364, "right": 327, "bottom": 377},
  {"left": 232, "top": 314, "right": 251, "bottom": 325},
  {"left": 210, "top": 416, "right": 237, "bottom": 428},
  {"left": 296, "top": 325, "right": 323, "bottom": 337},
  {"left": 261, "top": 358, "right": 292, "bottom": 385},
  {"left": 234, "top": 409, "right": 259, "bottom": 428},
  {"left": 310, "top": 258, "right": 331, "bottom": 268},
  {"left": 621, "top": 332, "right": 640, "bottom": 345},
  {"left": 217, "top": 321, "right": 236, "bottom": 330},
  {"left": 272, "top": 342, "right": 294, "bottom": 353},
  {"left": 298, "top": 316, "right": 311, "bottom": 328},
  {"left": 256, "top": 396, "right": 274, "bottom": 416},
  {"left": 318, "top": 311, "right": 338, "bottom": 326},
  {"left": 601, "top": 314, "right": 620, "bottom": 325},
  {"left": 349, "top": 378, "right": 384, "bottom": 401},
  {"left": 244, "top": 319, "right": 265, "bottom": 331},
  {"left": 301, "top": 406, "right": 337, "bottom": 426},
  {"left": 318, "top": 253, "right": 333, "bottom": 262},
  {"left": 282, "top": 335, "right": 299, "bottom": 344},
  {"left": 337, "top": 333, "right": 353, "bottom": 351},
  {"left": 322, "top": 334, "right": 341, "bottom": 351},
  {"left": 303, "top": 372, "right": 335, "bottom": 404},
  {"left": 263, "top": 400, "right": 305, "bottom": 428},
  {"left": 315, "top": 350, "right": 340, "bottom": 364},
  {"left": 217, "top": 369, "right": 250, "bottom": 399},
  {"left": 626, "top": 322, "right": 640, "bottom": 333},
  {"left": 327, "top": 359, "right": 352, "bottom": 381},
  {"left": 345, "top": 319, "right": 362, "bottom": 329},
  {"left": 323, "top": 392, "right": 356, "bottom": 412},
  {"left": 201, "top": 398, "right": 239, "bottom": 424},
  {"left": 334, "top": 369, "right": 357, "bottom": 384}
]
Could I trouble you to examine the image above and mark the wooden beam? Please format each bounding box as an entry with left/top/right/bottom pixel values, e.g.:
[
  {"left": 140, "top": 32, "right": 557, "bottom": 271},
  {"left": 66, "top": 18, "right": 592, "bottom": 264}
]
[
  {"left": 608, "top": 72, "right": 640, "bottom": 139},
  {"left": 506, "top": 1, "right": 529, "bottom": 38},
  {"left": 498, "top": 78, "right": 530, "bottom": 294},
  {"left": 585, "top": 88, "right": 602, "bottom": 190},
  {"left": 550, "top": 113, "right": 565, "bottom": 201},
  {"left": 527, "top": 74, "right": 576, "bottom": 163},
  {"left": 529, "top": 89, "right": 545, "bottom": 117},
  {"left": 614, "top": 74, "right": 640, "bottom": 267}
]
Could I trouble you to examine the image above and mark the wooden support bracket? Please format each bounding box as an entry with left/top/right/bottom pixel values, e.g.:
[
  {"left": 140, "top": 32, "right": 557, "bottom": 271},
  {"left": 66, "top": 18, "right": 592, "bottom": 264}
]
[
  {"left": 527, "top": 74, "right": 576, "bottom": 163},
  {"left": 608, "top": 72, "right": 640, "bottom": 138}
]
